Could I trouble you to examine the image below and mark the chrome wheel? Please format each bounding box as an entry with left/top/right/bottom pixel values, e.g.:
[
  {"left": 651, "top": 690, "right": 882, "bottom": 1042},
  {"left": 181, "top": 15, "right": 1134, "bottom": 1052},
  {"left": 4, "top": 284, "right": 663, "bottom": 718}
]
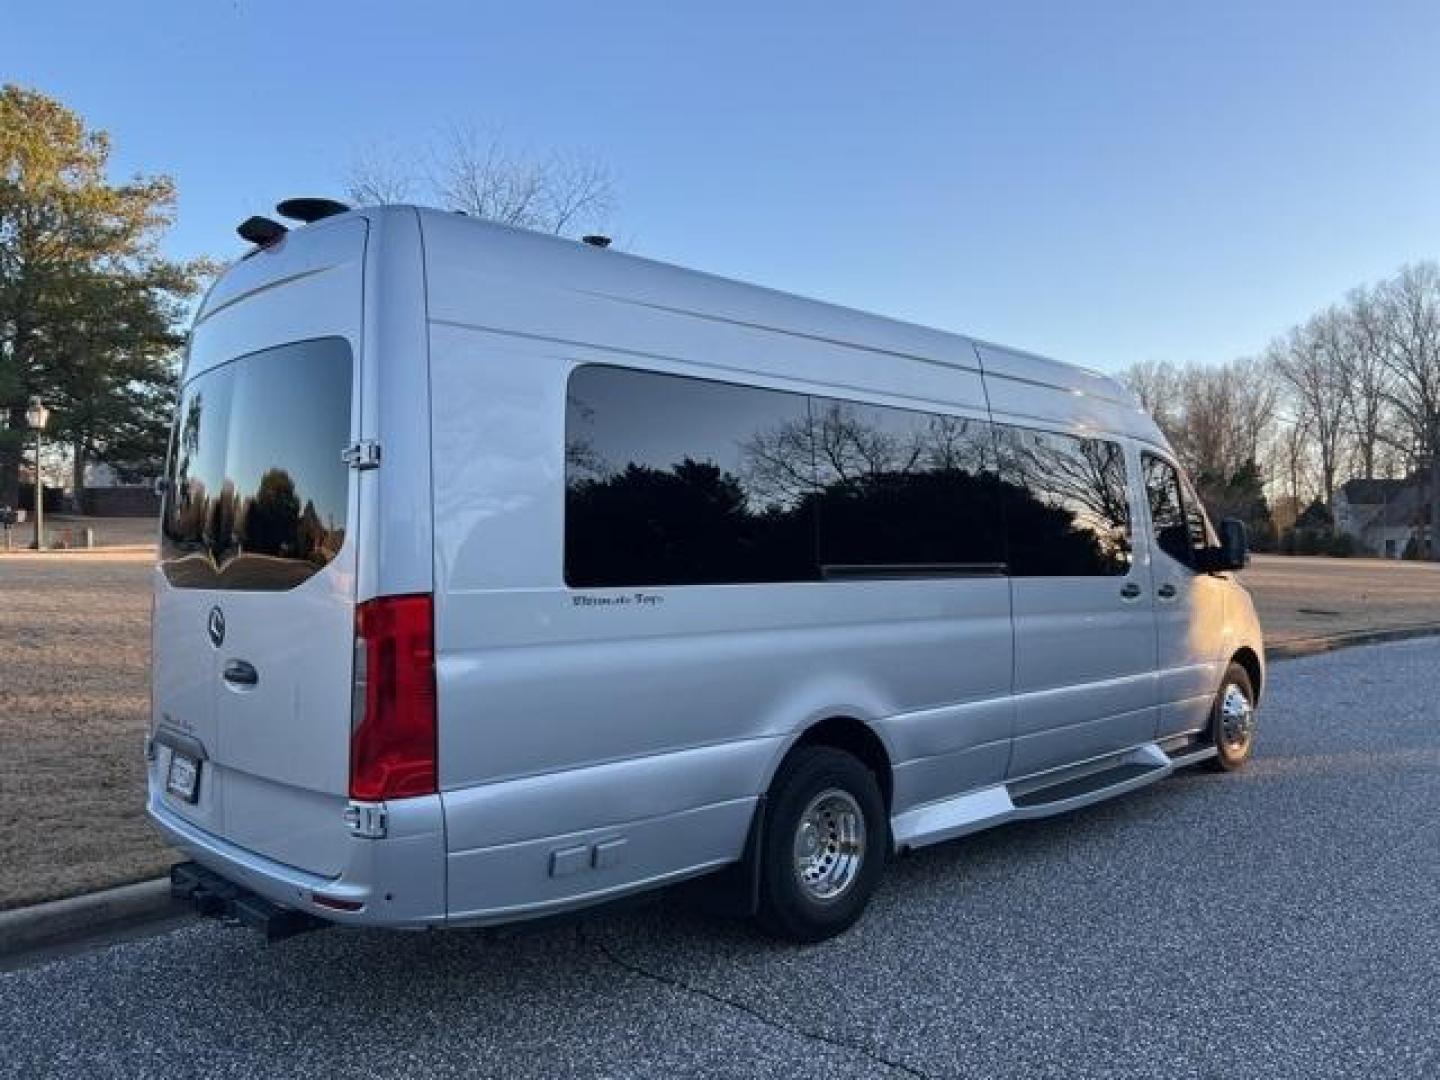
[
  {"left": 1219, "top": 683, "right": 1254, "bottom": 755},
  {"left": 792, "top": 788, "right": 866, "bottom": 902}
]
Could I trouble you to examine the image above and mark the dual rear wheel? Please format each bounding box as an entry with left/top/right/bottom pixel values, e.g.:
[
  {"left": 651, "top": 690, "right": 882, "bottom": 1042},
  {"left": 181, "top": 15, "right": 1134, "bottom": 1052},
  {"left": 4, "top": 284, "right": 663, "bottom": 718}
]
[{"left": 755, "top": 747, "right": 886, "bottom": 944}]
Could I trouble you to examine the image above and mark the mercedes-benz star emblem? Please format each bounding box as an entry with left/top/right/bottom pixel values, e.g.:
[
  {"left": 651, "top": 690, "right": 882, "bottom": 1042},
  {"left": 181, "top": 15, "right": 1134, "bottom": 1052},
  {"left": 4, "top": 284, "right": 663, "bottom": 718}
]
[{"left": 207, "top": 605, "right": 226, "bottom": 648}]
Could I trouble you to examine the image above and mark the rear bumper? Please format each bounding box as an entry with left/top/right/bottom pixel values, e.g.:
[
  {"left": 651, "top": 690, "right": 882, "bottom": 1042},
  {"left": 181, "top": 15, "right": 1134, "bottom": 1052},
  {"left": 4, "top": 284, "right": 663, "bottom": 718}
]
[{"left": 146, "top": 790, "right": 447, "bottom": 929}]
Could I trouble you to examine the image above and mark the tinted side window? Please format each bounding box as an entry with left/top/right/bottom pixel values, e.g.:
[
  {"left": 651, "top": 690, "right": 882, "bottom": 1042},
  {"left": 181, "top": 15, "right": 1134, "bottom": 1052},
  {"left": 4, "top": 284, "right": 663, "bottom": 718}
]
[
  {"left": 997, "top": 427, "right": 1132, "bottom": 576},
  {"left": 564, "top": 365, "right": 819, "bottom": 587},
  {"left": 161, "top": 338, "right": 353, "bottom": 590},
  {"left": 1143, "top": 453, "right": 1210, "bottom": 567},
  {"left": 810, "top": 398, "right": 1006, "bottom": 575}
]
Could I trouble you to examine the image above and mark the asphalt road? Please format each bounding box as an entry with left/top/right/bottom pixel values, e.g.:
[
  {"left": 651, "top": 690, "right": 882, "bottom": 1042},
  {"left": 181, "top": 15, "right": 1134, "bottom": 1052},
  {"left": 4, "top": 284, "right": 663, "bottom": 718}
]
[{"left": 3, "top": 638, "right": 1438, "bottom": 1079}]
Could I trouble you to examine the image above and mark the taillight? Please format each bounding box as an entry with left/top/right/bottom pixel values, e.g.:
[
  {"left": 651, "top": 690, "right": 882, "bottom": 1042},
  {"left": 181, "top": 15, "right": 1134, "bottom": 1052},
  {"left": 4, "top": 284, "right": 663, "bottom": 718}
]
[{"left": 350, "top": 594, "right": 437, "bottom": 800}]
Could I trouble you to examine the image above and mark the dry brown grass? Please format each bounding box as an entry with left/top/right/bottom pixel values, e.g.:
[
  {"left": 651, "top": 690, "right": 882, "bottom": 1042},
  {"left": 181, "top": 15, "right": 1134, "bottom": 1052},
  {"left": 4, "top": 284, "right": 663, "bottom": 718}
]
[{"left": 0, "top": 551, "right": 171, "bottom": 910}]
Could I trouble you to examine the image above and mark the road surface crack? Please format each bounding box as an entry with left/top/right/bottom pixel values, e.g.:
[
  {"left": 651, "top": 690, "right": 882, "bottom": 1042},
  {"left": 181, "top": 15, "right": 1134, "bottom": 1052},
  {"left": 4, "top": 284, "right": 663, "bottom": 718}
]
[{"left": 579, "top": 925, "right": 933, "bottom": 1079}]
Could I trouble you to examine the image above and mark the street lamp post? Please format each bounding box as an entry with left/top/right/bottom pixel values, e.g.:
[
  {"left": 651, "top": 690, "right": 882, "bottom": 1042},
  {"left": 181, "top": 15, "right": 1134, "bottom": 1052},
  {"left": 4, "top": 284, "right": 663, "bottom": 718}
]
[{"left": 25, "top": 396, "right": 50, "bottom": 551}]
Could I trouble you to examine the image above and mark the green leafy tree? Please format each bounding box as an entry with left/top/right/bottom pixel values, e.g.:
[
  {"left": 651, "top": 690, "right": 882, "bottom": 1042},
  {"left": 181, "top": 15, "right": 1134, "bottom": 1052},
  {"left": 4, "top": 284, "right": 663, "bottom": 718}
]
[{"left": 0, "top": 84, "right": 211, "bottom": 508}]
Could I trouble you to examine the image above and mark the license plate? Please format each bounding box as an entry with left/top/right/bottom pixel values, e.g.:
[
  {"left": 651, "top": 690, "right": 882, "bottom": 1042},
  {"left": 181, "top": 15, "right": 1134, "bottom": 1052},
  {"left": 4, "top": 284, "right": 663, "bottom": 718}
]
[{"left": 166, "top": 752, "right": 201, "bottom": 803}]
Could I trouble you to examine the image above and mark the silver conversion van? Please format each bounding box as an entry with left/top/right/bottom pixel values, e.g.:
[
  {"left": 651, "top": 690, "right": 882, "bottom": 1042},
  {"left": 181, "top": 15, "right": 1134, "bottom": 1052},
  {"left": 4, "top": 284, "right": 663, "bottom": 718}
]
[{"left": 148, "top": 201, "right": 1263, "bottom": 942}]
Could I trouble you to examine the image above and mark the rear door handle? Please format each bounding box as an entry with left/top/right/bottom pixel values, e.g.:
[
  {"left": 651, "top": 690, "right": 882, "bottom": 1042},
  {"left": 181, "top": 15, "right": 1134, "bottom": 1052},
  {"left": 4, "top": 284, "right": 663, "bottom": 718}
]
[
  {"left": 1120, "top": 581, "right": 1142, "bottom": 599},
  {"left": 222, "top": 659, "right": 259, "bottom": 687},
  {"left": 1157, "top": 583, "right": 1178, "bottom": 600}
]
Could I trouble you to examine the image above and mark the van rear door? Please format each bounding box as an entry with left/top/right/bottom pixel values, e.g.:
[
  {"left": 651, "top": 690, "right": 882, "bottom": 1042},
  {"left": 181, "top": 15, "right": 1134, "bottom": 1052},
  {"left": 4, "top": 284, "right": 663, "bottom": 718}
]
[{"left": 154, "top": 219, "right": 365, "bottom": 877}]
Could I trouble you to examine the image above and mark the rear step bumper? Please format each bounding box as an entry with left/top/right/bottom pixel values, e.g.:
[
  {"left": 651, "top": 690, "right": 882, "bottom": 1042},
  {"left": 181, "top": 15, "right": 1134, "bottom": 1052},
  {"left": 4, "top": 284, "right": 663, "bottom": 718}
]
[
  {"left": 147, "top": 789, "right": 448, "bottom": 929},
  {"left": 170, "top": 862, "right": 330, "bottom": 942}
]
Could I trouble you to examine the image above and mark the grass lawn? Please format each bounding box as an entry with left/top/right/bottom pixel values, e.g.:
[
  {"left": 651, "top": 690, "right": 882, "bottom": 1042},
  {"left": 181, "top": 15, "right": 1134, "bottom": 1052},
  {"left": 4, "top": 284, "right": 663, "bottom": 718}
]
[{"left": 0, "top": 551, "right": 170, "bottom": 910}]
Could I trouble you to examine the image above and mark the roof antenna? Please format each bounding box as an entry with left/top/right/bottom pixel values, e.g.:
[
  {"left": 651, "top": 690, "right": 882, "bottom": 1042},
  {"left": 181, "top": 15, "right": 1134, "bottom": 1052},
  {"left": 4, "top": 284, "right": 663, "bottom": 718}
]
[
  {"left": 581, "top": 234, "right": 612, "bottom": 249},
  {"left": 237, "top": 216, "right": 288, "bottom": 247},
  {"left": 276, "top": 197, "right": 351, "bottom": 224}
]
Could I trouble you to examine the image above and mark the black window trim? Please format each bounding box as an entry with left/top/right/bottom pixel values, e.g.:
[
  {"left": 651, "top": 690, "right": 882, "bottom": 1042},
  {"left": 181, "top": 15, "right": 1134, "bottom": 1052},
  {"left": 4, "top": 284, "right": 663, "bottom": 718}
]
[{"left": 820, "top": 562, "right": 1009, "bottom": 581}]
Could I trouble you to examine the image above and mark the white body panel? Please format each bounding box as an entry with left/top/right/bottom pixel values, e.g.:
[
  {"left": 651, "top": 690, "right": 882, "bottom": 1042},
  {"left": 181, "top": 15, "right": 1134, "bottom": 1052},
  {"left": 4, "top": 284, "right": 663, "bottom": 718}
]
[{"left": 148, "top": 206, "right": 1264, "bottom": 930}]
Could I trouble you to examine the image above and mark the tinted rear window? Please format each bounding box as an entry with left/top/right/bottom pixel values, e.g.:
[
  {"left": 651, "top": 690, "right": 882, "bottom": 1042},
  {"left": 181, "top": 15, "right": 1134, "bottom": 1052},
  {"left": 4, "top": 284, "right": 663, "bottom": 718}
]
[{"left": 161, "top": 337, "right": 353, "bottom": 590}]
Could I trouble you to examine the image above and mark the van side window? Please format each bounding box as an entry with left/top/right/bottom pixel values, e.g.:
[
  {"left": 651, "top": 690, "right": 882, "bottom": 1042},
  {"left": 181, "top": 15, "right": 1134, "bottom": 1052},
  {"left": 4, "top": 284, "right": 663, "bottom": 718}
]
[
  {"left": 564, "top": 365, "right": 1011, "bottom": 587},
  {"left": 564, "top": 365, "right": 820, "bottom": 587},
  {"left": 563, "top": 366, "right": 1140, "bottom": 586},
  {"left": 1142, "top": 453, "right": 1201, "bottom": 566},
  {"left": 995, "top": 427, "right": 1132, "bottom": 576}
]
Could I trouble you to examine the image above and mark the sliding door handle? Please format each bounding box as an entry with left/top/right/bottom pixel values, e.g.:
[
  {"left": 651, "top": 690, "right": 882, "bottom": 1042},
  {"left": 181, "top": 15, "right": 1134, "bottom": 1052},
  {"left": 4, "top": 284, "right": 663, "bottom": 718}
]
[
  {"left": 1157, "top": 583, "right": 1178, "bottom": 600},
  {"left": 1120, "top": 581, "right": 1142, "bottom": 599}
]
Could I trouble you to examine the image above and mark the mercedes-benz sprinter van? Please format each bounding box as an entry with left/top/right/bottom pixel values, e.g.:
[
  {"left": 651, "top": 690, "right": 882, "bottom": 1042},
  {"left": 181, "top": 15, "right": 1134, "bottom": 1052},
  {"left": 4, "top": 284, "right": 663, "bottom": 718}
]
[{"left": 147, "top": 202, "right": 1263, "bottom": 943}]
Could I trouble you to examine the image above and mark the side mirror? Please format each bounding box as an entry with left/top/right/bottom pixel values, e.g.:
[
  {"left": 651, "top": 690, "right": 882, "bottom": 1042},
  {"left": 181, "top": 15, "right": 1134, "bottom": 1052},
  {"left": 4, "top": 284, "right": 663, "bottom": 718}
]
[{"left": 1204, "top": 518, "right": 1249, "bottom": 572}]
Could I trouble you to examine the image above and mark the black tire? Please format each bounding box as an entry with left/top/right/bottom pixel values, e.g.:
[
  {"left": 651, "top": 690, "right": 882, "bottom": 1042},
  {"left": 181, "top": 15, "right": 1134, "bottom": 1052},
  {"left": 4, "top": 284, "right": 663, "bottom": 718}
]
[
  {"left": 1206, "top": 661, "right": 1257, "bottom": 772},
  {"left": 755, "top": 745, "right": 887, "bottom": 943}
]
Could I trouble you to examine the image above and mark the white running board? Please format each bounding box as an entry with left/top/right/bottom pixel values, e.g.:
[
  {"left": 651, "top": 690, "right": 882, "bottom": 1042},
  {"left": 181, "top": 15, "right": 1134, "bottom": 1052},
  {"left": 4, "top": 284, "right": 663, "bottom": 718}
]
[
  {"left": 890, "top": 785, "right": 1016, "bottom": 851},
  {"left": 892, "top": 742, "right": 1179, "bottom": 854},
  {"left": 1166, "top": 744, "right": 1219, "bottom": 769}
]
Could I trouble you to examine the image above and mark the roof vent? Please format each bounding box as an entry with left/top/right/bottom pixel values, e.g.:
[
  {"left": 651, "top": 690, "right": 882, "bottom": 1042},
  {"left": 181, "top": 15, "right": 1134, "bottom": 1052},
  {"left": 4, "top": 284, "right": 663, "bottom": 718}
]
[
  {"left": 581, "top": 234, "right": 612, "bottom": 249},
  {"left": 237, "top": 216, "right": 288, "bottom": 247},
  {"left": 275, "top": 197, "right": 351, "bottom": 224}
]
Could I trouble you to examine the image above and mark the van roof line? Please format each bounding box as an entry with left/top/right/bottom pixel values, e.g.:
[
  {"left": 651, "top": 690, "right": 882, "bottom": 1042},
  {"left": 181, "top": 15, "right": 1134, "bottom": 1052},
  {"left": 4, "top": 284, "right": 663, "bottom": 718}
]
[{"left": 401, "top": 205, "right": 1145, "bottom": 418}]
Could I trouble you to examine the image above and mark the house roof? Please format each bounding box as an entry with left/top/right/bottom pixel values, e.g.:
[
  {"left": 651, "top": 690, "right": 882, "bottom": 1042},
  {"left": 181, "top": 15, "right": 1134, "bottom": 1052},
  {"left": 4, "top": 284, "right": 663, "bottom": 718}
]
[
  {"left": 1377, "top": 484, "right": 1428, "bottom": 527},
  {"left": 1339, "top": 478, "right": 1409, "bottom": 505}
]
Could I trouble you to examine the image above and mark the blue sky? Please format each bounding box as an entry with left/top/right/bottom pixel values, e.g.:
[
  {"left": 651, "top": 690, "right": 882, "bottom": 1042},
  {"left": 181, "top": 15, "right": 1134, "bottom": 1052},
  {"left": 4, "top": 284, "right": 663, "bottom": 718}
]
[{"left": 6, "top": 1, "right": 1439, "bottom": 372}]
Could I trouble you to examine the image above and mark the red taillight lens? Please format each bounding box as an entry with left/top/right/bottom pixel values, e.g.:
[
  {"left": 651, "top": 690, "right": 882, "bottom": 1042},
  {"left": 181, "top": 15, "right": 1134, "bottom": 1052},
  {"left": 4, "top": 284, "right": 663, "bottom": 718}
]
[{"left": 350, "top": 594, "right": 437, "bottom": 800}]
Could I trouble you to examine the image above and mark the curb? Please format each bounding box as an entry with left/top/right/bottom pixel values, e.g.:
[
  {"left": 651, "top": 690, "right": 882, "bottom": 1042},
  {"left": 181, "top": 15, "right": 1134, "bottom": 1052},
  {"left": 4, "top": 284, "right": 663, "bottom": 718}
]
[
  {"left": 1265, "top": 623, "right": 1440, "bottom": 661},
  {"left": 0, "top": 878, "right": 183, "bottom": 962},
  {"left": 3, "top": 625, "right": 1438, "bottom": 965}
]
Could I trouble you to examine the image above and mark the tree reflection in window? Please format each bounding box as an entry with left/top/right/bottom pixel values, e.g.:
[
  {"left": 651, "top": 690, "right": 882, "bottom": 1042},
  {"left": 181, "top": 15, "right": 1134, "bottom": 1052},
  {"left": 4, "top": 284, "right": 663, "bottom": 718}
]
[
  {"left": 565, "top": 366, "right": 1008, "bottom": 585},
  {"left": 160, "top": 338, "right": 351, "bottom": 590},
  {"left": 564, "top": 365, "right": 1136, "bottom": 586},
  {"left": 995, "top": 427, "right": 1132, "bottom": 576},
  {"left": 564, "top": 367, "right": 816, "bottom": 585},
  {"left": 800, "top": 399, "right": 1005, "bottom": 574}
]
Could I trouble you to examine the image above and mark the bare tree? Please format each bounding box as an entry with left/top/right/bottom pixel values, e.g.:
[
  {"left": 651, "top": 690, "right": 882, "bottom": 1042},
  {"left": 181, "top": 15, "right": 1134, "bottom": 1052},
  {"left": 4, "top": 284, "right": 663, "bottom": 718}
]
[
  {"left": 1273, "top": 310, "right": 1351, "bottom": 508},
  {"left": 1341, "top": 285, "right": 1395, "bottom": 480},
  {"left": 1272, "top": 411, "right": 1316, "bottom": 520},
  {"left": 1121, "top": 260, "right": 1435, "bottom": 558},
  {"left": 346, "top": 124, "right": 616, "bottom": 238},
  {"left": 345, "top": 142, "right": 416, "bottom": 206},
  {"left": 1227, "top": 355, "right": 1280, "bottom": 468},
  {"left": 1177, "top": 364, "right": 1241, "bottom": 480},
  {"left": 1121, "top": 358, "right": 1275, "bottom": 488},
  {"left": 1118, "top": 359, "right": 1180, "bottom": 432},
  {"left": 1376, "top": 262, "right": 1440, "bottom": 556}
]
